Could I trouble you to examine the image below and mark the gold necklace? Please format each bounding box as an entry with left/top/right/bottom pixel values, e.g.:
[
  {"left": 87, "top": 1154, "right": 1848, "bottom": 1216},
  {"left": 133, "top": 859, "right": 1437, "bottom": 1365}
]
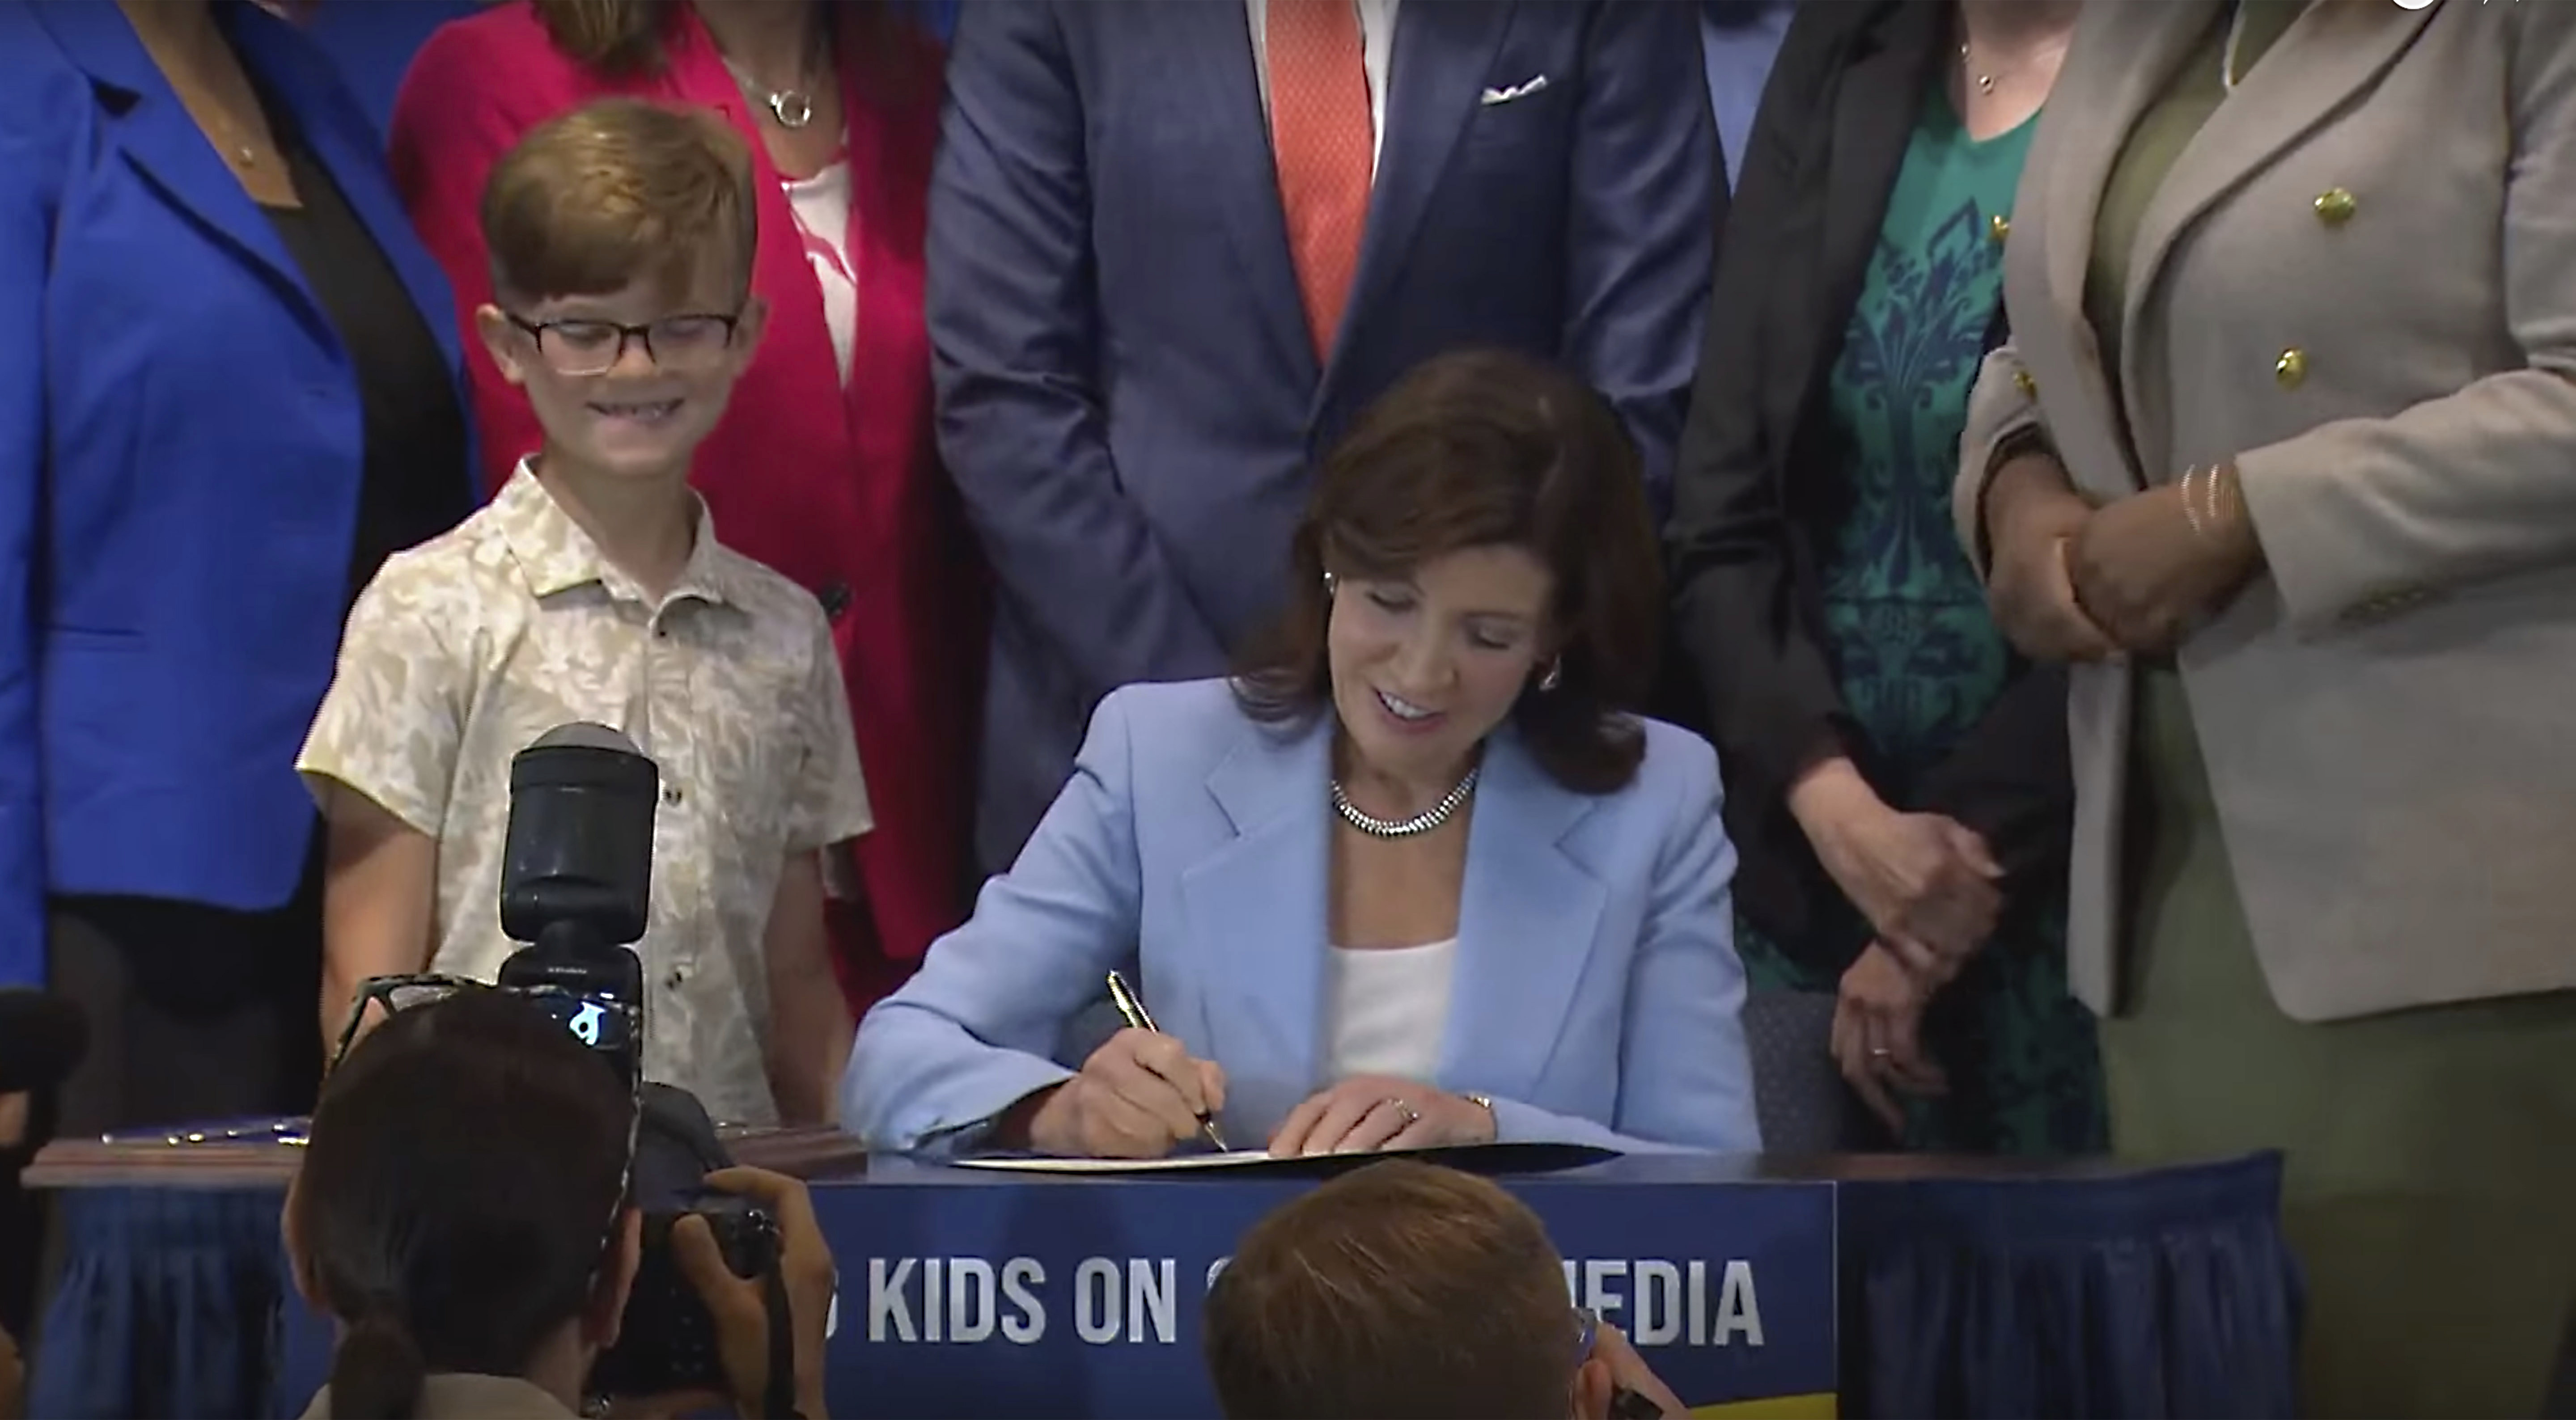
[
  {"left": 1958, "top": 31, "right": 2074, "bottom": 99},
  {"left": 1960, "top": 42, "right": 1997, "bottom": 96}
]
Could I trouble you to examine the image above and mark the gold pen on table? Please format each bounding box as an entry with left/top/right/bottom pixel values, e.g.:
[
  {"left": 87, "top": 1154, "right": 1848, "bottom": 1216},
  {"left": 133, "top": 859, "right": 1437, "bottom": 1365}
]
[{"left": 1104, "top": 969, "right": 1230, "bottom": 1151}]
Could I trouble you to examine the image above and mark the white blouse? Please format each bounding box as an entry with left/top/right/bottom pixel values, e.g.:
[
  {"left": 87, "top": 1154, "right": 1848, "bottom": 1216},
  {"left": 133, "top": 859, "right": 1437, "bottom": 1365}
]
[
  {"left": 1320, "top": 938, "right": 1458, "bottom": 1084},
  {"left": 783, "top": 159, "right": 857, "bottom": 386}
]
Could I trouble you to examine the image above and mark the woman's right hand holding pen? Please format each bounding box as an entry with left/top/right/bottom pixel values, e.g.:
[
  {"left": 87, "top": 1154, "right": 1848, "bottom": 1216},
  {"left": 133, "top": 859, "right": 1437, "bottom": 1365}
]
[{"left": 1024, "top": 1029, "right": 1228, "bottom": 1158}]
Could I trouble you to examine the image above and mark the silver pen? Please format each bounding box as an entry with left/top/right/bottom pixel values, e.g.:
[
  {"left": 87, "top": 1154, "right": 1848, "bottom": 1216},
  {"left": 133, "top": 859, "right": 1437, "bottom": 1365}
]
[{"left": 1104, "top": 970, "right": 1229, "bottom": 1151}]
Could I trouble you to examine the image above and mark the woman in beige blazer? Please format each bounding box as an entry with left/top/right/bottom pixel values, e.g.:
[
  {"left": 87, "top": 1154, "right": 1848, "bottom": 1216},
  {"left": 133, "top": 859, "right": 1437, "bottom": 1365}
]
[{"left": 1955, "top": 1, "right": 2576, "bottom": 1413}]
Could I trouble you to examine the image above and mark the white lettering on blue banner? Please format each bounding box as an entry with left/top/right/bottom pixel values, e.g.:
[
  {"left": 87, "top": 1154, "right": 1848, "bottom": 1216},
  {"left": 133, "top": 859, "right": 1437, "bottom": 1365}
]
[
  {"left": 868, "top": 1257, "right": 1050, "bottom": 1344},
  {"left": 1560, "top": 1258, "right": 1764, "bottom": 1347},
  {"left": 863, "top": 1256, "right": 1760, "bottom": 1348}
]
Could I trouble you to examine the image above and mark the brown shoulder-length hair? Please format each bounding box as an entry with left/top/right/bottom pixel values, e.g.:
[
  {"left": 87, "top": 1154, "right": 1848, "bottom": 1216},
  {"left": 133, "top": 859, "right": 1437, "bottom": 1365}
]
[
  {"left": 1233, "top": 349, "right": 1663, "bottom": 795},
  {"left": 530, "top": 0, "right": 922, "bottom": 90}
]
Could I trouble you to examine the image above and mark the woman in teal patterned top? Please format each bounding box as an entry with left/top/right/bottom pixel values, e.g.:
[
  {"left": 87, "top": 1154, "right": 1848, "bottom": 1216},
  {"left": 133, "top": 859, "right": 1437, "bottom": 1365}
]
[{"left": 1668, "top": 0, "right": 2098, "bottom": 1153}]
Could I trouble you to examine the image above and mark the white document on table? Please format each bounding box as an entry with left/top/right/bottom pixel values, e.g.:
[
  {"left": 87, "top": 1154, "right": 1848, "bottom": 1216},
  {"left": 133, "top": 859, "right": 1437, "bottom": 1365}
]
[
  {"left": 945, "top": 1141, "right": 1619, "bottom": 1175},
  {"left": 948, "top": 1150, "right": 1286, "bottom": 1174}
]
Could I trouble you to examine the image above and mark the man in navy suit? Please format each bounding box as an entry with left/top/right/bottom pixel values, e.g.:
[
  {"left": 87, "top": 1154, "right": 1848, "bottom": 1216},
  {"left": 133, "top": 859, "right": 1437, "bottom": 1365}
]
[{"left": 931, "top": 0, "right": 1718, "bottom": 871}]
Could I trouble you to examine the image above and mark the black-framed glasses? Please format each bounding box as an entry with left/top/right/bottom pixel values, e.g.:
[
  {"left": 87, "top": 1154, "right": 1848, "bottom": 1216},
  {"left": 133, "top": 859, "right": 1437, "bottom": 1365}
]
[
  {"left": 506, "top": 311, "right": 742, "bottom": 376},
  {"left": 328, "top": 974, "right": 644, "bottom": 1290}
]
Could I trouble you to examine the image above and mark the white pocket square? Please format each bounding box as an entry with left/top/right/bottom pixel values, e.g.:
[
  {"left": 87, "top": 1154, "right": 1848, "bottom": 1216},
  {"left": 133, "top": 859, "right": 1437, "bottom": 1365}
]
[{"left": 1479, "top": 74, "right": 1550, "bottom": 106}]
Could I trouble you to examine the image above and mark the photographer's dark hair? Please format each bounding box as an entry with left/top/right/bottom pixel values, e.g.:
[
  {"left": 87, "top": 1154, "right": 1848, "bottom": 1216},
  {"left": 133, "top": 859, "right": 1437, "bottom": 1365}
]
[
  {"left": 292, "top": 992, "right": 631, "bottom": 1420},
  {"left": 1233, "top": 348, "right": 1663, "bottom": 793}
]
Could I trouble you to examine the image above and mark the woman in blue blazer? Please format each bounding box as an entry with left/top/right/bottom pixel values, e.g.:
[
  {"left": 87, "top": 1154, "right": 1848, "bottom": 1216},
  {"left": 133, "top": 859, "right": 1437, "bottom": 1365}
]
[
  {"left": 0, "top": 0, "right": 474, "bottom": 1133},
  {"left": 847, "top": 351, "right": 1761, "bottom": 1158}
]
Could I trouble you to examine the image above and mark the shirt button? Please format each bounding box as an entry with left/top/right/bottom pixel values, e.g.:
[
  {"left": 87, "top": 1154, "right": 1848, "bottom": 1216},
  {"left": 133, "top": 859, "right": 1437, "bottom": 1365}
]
[
  {"left": 662, "top": 785, "right": 683, "bottom": 807},
  {"left": 664, "top": 968, "right": 686, "bottom": 991}
]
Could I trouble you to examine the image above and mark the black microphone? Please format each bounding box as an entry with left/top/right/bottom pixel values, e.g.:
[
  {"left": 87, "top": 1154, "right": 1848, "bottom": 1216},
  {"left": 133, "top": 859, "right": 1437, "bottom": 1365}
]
[{"left": 0, "top": 989, "right": 85, "bottom": 1095}]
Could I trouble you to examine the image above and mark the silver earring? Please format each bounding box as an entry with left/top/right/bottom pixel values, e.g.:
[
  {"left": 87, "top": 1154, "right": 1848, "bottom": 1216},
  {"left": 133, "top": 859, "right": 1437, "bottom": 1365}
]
[
  {"left": 1322, "top": 571, "right": 1337, "bottom": 594},
  {"left": 1538, "top": 658, "right": 1562, "bottom": 692}
]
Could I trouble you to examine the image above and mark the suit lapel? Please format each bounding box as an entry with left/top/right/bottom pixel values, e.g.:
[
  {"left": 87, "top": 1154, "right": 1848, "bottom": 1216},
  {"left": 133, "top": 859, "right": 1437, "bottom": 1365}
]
[
  {"left": 2117, "top": 0, "right": 2433, "bottom": 426},
  {"left": 1814, "top": 1, "right": 1942, "bottom": 342},
  {"left": 39, "top": 1, "right": 304, "bottom": 304},
  {"left": 1183, "top": 716, "right": 1334, "bottom": 1119},
  {"left": 2037, "top": 0, "right": 2223, "bottom": 358},
  {"left": 227, "top": 10, "right": 469, "bottom": 401},
  {"left": 1438, "top": 733, "right": 1606, "bottom": 1103},
  {"left": 1318, "top": 0, "right": 1513, "bottom": 418},
  {"left": 1175, "top": 3, "right": 1321, "bottom": 393}
]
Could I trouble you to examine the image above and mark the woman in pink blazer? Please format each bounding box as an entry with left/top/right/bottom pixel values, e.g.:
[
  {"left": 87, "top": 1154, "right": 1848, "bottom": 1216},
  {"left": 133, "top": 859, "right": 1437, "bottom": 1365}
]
[{"left": 390, "top": 0, "right": 982, "bottom": 1017}]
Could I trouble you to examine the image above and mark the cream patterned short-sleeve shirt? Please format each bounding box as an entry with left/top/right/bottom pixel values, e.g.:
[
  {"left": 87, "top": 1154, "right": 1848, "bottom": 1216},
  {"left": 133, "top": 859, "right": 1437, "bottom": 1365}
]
[{"left": 298, "top": 466, "right": 873, "bottom": 1126}]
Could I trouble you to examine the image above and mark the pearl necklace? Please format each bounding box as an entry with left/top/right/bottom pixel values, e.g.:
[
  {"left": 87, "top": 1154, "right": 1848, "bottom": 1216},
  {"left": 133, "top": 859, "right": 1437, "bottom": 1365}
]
[{"left": 1330, "top": 765, "right": 1480, "bottom": 839}]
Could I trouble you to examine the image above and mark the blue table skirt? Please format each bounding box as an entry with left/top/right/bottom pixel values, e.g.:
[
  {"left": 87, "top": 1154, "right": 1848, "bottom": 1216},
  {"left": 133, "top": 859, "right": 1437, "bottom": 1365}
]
[
  {"left": 30, "top": 1153, "right": 2300, "bottom": 1420},
  {"left": 29, "top": 1188, "right": 283, "bottom": 1420},
  {"left": 1837, "top": 1153, "right": 2302, "bottom": 1418}
]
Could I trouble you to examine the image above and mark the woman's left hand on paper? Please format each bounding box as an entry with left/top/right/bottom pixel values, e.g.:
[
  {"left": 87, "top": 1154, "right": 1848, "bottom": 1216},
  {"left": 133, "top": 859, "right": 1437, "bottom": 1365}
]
[{"left": 1269, "top": 1075, "right": 1497, "bottom": 1156}]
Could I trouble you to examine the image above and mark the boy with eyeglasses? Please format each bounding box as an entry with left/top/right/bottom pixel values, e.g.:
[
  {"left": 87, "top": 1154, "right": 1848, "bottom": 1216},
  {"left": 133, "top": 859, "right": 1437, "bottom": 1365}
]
[{"left": 297, "top": 98, "right": 870, "bottom": 1129}]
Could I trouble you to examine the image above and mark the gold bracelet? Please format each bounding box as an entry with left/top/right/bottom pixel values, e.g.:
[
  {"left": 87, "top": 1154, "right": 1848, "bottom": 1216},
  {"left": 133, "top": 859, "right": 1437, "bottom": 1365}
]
[{"left": 2210, "top": 463, "right": 2243, "bottom": 529}]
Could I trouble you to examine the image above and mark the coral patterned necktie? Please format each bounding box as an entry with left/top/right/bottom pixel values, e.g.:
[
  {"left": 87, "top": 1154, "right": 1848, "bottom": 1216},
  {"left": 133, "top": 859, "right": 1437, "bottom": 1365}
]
[{"left": 1266, "top": 0, "right": 1373, "bottom": 360}]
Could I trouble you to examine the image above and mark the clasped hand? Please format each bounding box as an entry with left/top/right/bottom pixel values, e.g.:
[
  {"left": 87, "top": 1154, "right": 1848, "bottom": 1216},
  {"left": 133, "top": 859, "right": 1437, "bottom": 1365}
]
[
  {"left": 1795, "top": 773, "right": 1989, "bottom": 1134},
  {"left": 1991, "top": 475, "right": 2262, "bottom": 660},
  {"left": 1816, "top": 806, "right": 2000, "bottom": 972},
  {"left": 1813, "top": 805, "right": 1982, "bottom": 1134},
  {"left": 2062, "top": 483, "right": 2263, "bottom": 653},
  {"left": 1831, "top": 942, "right": 1953, "bottom": 1134},
  {"left": 1796, "top": 765, "right": 2000, "bottom": 975}
]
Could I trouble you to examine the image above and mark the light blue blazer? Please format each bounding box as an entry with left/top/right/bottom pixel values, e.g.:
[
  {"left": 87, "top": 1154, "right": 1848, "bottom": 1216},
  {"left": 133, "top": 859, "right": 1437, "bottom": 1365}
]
[{"left": 843, "top": 678, "right": 1761, "bottom": 1156}]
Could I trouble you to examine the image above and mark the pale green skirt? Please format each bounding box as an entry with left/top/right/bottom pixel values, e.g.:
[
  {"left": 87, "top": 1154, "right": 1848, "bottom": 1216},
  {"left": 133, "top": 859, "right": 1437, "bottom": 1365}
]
[{"left": 2104, "top": 667, "right": 2576, "bottom": 1418}]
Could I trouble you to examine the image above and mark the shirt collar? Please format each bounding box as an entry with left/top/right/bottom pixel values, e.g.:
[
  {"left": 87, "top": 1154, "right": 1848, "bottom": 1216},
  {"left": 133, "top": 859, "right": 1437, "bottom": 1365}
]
[{"left": 495, "top": 459, "right": 743, "bottom": 609}]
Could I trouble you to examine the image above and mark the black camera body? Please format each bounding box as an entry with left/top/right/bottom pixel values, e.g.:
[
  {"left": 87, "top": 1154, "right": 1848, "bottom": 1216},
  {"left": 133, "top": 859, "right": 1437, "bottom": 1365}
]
[
  {"left": 496, "top": 725, "right": 786, "bottom": 1401},
  {"left": 590, "top": 1085, "right": 784, "bottom": 1398}
]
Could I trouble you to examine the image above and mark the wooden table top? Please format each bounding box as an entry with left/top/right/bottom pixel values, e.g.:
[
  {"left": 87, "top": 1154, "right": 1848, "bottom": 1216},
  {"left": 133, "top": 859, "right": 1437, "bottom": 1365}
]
[{"left": 25, "top": 1122, "right": 870, "bottom": 1190}]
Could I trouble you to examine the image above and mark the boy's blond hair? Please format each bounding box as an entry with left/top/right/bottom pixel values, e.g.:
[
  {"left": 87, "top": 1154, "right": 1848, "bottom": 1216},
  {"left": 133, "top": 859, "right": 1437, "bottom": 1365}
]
[
  {"left": 1202, "top": 1160, "right": 1576, "bottom": 1419},
  {"left": 479, "top": 97, "right": 756, "bottom": 306}
]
